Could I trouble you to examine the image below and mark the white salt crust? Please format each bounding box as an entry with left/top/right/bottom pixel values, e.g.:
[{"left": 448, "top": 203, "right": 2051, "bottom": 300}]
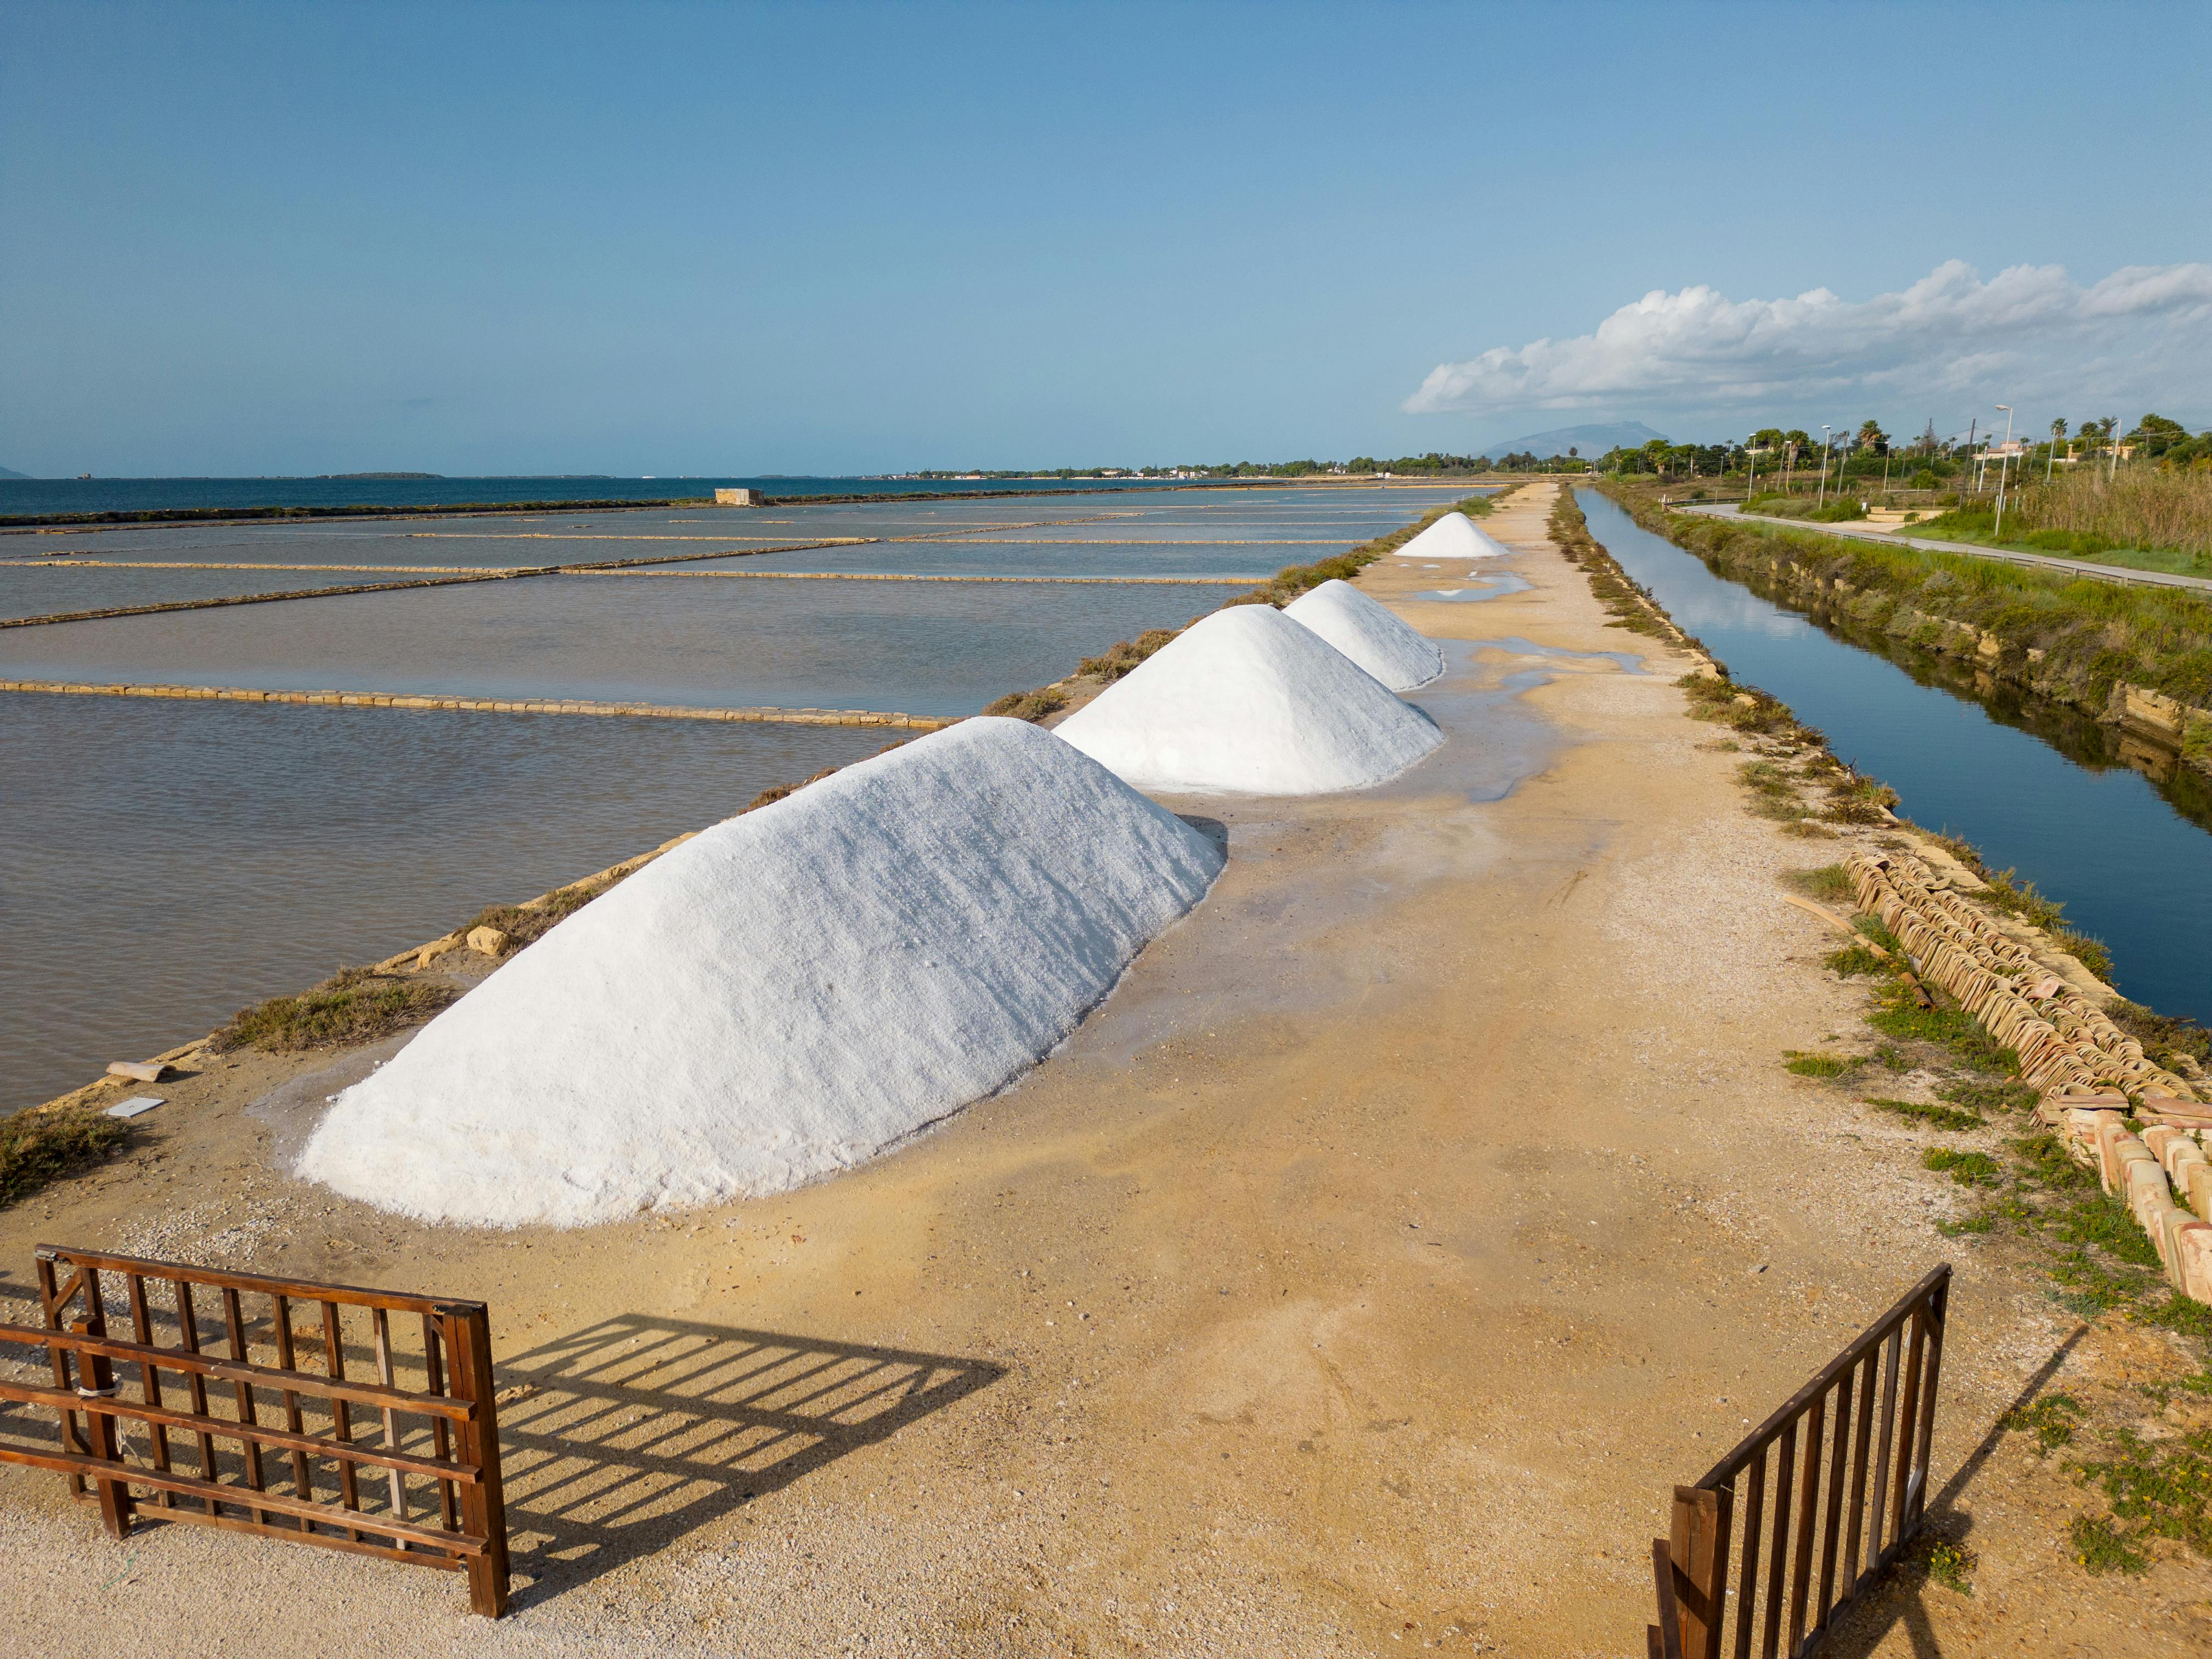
[
  {"left": 1053, "top": 606, "right": 1443, "bottom": 795},
  {"left": 1283, "top": 579, "right": 1446, "bottom": 691},
  {"left": 297, "top": 719, "right": 1223, "bottom": 1227}
]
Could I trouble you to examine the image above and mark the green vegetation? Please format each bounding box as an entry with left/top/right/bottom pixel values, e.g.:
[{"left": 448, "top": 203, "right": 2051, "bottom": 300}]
[
  {"left": 1550, "top": 487, "right": 1695, "bottom": 642},
  {"left": 1867, "top": 981, "right": 2016, "bottom": 1072},
  {"left": 1744, "top": 493, "right": 1869, "bottom": 523},
  {"left": 2006, "top": 1391, "right": 2085, "bottom": 1456},
  {"left": 1921, "top": 1538, "right": 1977, "bottom": 1596},
  {"left": 1606, "top": 482, "right": 2212, "bottom": 780},
  {"left": 1825, "top": 942, "right": 1889, "bottom": 977},
  {"left": 216, "top": 968, "right": 459, "bottom": 1053},
  {"left": 1865, "top": 1096, "right": 1985, "bottom": 1131},
  {"left": 2070, "top": 1429, "right": 2212, "bottom": 1571},
  {"left": 1922, "top": 1147, "right": 2002, "bottom": 1187},
  {"left": 1783, "top": 864, "right": 1855, "bottom": 903},
  {"left": 981, "top": 686, "right": 1069, "bottom": 720},
  {"left": 1785, "top": 1051, "right": 1858, "bottom": 1079},
  {"left": 0, "top": 1105, "right": 132, "bottom": 1206},
  {"left": 459, "top": 870, "right": 629, "bottom": 956},
  {"left": 1938, "top": 1077, "right": 2036, "bottom": 1114}
]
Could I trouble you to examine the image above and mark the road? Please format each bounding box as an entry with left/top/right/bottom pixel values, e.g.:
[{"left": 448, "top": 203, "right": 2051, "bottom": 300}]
[{"left": 1673, "top": 500, "right": 2212, "bottom": 594}]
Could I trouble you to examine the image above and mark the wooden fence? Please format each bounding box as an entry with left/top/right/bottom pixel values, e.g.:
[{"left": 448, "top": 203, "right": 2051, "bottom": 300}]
[
  {"left": 0, "top": 1245, "right": 509, "bottom": 1616},
  {"left": 1649, "top": 1264, "right": 1950, "bottom": 1659}
]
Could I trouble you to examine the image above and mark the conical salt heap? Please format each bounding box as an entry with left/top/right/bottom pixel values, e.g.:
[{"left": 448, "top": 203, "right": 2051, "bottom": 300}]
[
  {"left": 1053, "top": 605, "right": 1443, "bottom": 795},
  {"left": 1398, "top": 511, "right": 1511, "bottom": 561},
  {"left": 297, "top": 718, "right": 1223, "bottom": 1227},
  {"left": 1283, "top": 579, "right": 1446, "bottom": 690}
]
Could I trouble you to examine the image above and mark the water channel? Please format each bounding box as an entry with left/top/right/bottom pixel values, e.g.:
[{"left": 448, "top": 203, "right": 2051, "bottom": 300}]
[{"left": 1576, "top": 489, "right": 2211, "bottom": 1024}]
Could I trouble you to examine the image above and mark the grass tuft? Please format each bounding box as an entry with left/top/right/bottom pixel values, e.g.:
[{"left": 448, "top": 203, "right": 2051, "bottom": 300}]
[
  {"left": 216, "top": 969, "right": 459, "bottom": 1054},
  {"left": 1785, "top": 1051, "right": 1859, "bottom": 1079},
  {"left": 2004, "top": 1391, "right": 2085, "bottom": 1456},
  {"left": 0, "top": 1107, "right": 131, "bottom": 1207},
  {"left": 1784, "top": 865, "right": 1857, "bottom": 904},
  {"left": 1866, "top": 1097, "right": 1985, "bottom": 1131},
  {"left": 1922, "top": 1147, "right": 2002, "bottom": 1187}
]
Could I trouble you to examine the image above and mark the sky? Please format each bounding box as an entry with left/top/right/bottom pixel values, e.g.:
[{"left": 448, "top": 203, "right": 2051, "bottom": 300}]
[{"left": 3, "top": 1, "right": 2208, "bottom": 477}]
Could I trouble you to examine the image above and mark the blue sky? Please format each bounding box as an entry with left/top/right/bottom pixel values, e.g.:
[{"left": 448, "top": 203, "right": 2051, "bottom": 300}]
[{"left": 4, "top": 1, "right": 2207, "bottom": 476}]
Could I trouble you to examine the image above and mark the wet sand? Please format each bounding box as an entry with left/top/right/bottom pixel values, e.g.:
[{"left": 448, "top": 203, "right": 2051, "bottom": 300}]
[{"left": 3, "top": 482, "right": 2204, "bottom": 1656}]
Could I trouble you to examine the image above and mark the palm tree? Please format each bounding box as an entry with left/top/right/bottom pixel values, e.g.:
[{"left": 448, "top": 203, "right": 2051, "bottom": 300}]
[{"left": 2047, "top": 417, "right": 2067, "bottom": 482}]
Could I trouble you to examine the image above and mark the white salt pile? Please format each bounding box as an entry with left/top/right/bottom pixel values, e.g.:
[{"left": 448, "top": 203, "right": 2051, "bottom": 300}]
[
  {"left": 295, "top": 719, "right": 1223, "bottom": 1227},
  {"left": 1282, "top": 579, "right": 1446, "bottom": 690},
  {"left": 1398, "top": 511, "right": 1512, "bottom": 561},
  {"left": 1054, "top": 605, "right": 1442, "bottom": 795}
]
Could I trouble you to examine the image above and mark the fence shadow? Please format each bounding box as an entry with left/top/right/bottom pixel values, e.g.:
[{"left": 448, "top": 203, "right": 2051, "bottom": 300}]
[
  {"left": 492, "top": 1314, "right": 1004, "bottom": 1608},
  {"left": 1816, "top": 1323, "right": 2089, "bottom": 1659}
]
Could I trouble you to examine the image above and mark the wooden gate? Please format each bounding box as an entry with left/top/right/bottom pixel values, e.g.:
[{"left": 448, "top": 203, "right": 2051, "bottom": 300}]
[
  {"left": 0, "top": 1245, "right": 509, "bottom": 1616},
  {"left": 1649, "top": 1263, "right": 1950, "bottom": 1659}
]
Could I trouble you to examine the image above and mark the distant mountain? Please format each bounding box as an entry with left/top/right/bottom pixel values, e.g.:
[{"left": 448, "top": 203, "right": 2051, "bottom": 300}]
[
  {"left": 1475, "top": 421, "right": 1668, "bottom": 460},
  {"left": 0, "top": 466, "right": 31, "bottom": 479}
]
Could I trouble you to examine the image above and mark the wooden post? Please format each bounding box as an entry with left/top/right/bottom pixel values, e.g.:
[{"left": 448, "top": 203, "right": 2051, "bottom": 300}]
[
  {"left": 1668, "top": 1483, "right": 1732, "bottom": 1659},
  {"left": 67, "top": 1318, "right": 133, "bottom": 1537},
  {"left": 444, "top": 1306, "right": 509, "bottom": 1617}
]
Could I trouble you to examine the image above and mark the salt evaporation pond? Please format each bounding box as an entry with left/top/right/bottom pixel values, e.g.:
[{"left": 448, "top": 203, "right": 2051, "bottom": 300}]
[
  {"left": 1577, "top": 488, "right": 2212, "bottom": 1023},
  {"left": 3, "top": 483, "right": 1472, "bottom": 1112},
  {"left": 0, "top": 574, "right": 1238, "bottom": 715}
]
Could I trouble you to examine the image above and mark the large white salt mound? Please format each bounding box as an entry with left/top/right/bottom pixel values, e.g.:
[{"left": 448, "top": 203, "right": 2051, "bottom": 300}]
[
  {"left": 296, "top": 719, "right": 1222, "bottom": 1227},
  {"left": 1282, "top": 579, "right": 1446, "bottom": 691},
  {"left": 1398, "top": 511, "right": 1512, "bottom": 561},
  {"left": 1054, "top": 606, "right": 1442, "bottom": 795}
]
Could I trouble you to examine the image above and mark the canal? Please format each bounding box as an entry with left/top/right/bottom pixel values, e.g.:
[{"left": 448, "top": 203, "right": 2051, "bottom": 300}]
[{"left": 1577, "top": 488, "right": 2211, "bottom": 1024}]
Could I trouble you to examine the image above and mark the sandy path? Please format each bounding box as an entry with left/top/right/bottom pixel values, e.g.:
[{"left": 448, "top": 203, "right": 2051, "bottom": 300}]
[{"left": 3, "top": 482, "right": 2204, "bottom": 1656}]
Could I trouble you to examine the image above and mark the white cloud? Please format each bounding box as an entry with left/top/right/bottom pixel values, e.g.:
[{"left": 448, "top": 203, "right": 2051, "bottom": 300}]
[{"left": 1403, "top": 260, "right": 2212, "bottom": 426}]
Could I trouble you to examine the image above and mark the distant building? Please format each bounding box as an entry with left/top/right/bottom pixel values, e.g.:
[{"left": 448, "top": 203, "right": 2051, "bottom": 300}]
[{"left": 714, "top": 487, "right": 760, "bottom": 506}]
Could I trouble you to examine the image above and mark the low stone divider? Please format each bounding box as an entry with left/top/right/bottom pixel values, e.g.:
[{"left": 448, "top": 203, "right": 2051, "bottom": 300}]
[{"left": 1844, "top": 848, "right": 2212, "bottom": 1302}]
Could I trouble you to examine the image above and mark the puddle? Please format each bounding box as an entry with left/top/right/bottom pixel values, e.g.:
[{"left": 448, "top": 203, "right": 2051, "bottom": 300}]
[
  {"left": 1474, "top": 635, "right": 1649, "bottom": 673},
  {"left": 1414, "top": 573, "right": 1533, "bottom": 602}
]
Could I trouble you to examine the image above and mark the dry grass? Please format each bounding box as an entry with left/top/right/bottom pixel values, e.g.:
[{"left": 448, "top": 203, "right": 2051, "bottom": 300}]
[
  {"left": 0, "top": 1105, "right": 132, "bottom": 1206},
  {"left": 215, "top": 968, "right": 460, "bottom": 1053},
  {"left": 2005, "top": 466, "right": 2212, "bottom": 558}
]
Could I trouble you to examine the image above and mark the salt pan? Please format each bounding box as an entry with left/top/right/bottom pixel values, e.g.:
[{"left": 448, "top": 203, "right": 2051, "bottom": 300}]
[
  {"left": 296, "top": 719, "right": 1222, "bottom": 1227},
  {"left": 1283, "top": 579, "right": 1446, "bottom": 690},
  {"left": 1053, "top": 606, "right": 1442, "bottom": 795}
]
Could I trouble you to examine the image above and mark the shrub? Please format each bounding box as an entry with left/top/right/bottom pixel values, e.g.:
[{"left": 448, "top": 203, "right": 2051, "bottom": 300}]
[
  {"left": 216, "top": 969, "right": 459, "bottom": 1053},
  {"left": 1866, "top": 1097, "right": 1984, "bottom": 1131},
  {"left": 1923, "top": 1147, "right": 2002, "bottom": 1187},
  {"left": 0, "top": 1107, "right": 131, "bottom": 1206}
]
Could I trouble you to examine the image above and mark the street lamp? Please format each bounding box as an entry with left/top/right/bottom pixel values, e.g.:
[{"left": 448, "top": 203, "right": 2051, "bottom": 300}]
[
  {"left": 1817, "top": 425, "right": 1833, "bottom": 506},
  {"left": 1993, "top": 405, "right": 2013, "bottom": 539}
]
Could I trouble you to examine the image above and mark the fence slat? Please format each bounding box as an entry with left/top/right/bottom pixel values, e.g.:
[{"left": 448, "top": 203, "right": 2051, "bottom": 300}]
[
  {"left": 273, "top": 1294, "right": 314, "bottom": 1507},
  {"left": 1815, "top": 1365, "right": 1854, "bottom": 1623},
  {"left": 1759, "top": 1421, "right": 1795, "bottom": 1659},
  {"left": 1729, "top": 1447, "right": 1766, "bottom": 1659},
  {"left": 1840, "top": 1347, "right": 1878, "bottom": 1594},
  {"left": 124, "top": 1273, "right": 177, "bottom": 1509}
]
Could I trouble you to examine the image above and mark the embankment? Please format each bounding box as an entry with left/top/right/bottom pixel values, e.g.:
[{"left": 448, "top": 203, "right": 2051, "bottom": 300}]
[{"left": 1601, "top": 483, "right": 2212, "bottom": 776}]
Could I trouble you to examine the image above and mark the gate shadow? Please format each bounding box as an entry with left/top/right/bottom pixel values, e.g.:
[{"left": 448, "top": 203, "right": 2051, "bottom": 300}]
[{"left": 492, "top": 1314, "right": 1003, "bottom": 1608}]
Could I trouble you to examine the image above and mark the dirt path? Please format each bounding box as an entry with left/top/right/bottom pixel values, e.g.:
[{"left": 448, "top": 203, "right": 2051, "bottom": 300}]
[{"left": 4, "top": 481, "right": 2205, "bottom": 1656}]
